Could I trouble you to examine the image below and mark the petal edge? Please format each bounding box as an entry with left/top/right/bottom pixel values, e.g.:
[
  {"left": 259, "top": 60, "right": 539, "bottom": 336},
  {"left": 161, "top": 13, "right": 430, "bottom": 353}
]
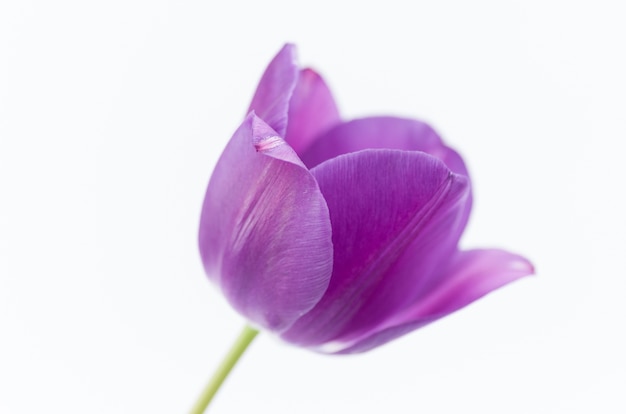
[
  {"left": 285, "top": 68, "right": 341, "bottom": 154},
  {"left": 248, "top": 44, "right": 299, "bottom": 137},
  {"left": 331, "top": 249, "right": 534, "bottom": 354},
  {"left": 199, "top": 113, "right": 333, "bottom": 331}
]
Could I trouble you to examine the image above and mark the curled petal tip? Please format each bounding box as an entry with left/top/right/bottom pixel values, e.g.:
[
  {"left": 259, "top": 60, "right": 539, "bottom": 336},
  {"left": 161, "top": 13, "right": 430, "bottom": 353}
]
[{"left": 510, "top": 256, "right": 535, "bottom": 276}]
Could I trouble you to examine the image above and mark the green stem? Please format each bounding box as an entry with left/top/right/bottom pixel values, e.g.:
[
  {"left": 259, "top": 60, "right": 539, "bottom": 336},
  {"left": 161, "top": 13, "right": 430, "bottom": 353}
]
[{"left": 190, "top": 325, "right": 259, "bottom": 414}]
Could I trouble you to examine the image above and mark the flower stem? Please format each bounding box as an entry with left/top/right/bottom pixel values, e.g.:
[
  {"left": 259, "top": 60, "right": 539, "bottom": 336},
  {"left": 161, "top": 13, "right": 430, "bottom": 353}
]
[{"left": 190, "top": 325, "right": 259, "bottom": 414}]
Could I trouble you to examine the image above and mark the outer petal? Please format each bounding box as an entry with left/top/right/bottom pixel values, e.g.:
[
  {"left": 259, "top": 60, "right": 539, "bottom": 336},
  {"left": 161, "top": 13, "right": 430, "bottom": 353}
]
[
  {"left": 300, "top": 117, "right": 473, "bottom": 229},
  {"left": 331, "top": 249, "right": 534, "bottom": 354},
  {"left": 281, "top": 149, "right": 470, "bottom": 347},
  {"left": 198, "top": 112, "right": 333, "bottom": 332},
  {"left": 247, "top": 44, "right": 298, "bottom": 137},
  {"left": 285, "top": 68, "right": 341, "bottom": 155}
]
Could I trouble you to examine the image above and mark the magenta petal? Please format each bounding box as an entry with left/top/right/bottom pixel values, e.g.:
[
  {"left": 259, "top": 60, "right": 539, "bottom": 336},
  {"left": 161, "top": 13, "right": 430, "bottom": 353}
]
[
  {"left": 285, "top": 68, "right": 341, "bottom": 155},
  {"left": 247, "top": 44, "right": 298, "bottom": 137},
  {"left": 281, "top": 149, "right": 470, "bottom": 346},
  {"left": 300, "top": 116, "right": 473, "bottom": 229},
  {"left": 300, "top": 116, "right": 469, "bottom": 177},
  {"left": 198, "top": 113, "right": 333, "bottom": 331},
  {"left": 332, "top": 249, "right": 534, "bottom": 354}
]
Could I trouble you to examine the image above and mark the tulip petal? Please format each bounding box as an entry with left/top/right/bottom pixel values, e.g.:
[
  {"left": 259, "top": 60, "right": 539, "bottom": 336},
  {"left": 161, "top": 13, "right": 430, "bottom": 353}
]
[
  {"left": 331, "top": 249, "right": 534, "bottom": 354},
  {"left": 285, "top": 68, "right": 341, "bottom": 154},
  {"left": 300, "top": 116, "right": 469, "bottom": 177},
  {"left": 300, "top": 117, "right": 473, "bottom": 229},
  {"left": 247, "top": 44, "right": 298, "bottom": 137},
  {"left": 281, "top": 149, "right": 470, "bottom": 346},
  {"left": 198, "top": 112, "right": 333, "bottom": 331}
]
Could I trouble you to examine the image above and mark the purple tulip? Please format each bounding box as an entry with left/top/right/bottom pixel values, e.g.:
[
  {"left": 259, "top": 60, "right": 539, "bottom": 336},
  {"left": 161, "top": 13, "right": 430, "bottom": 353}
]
[{"left": 198, "top": 44, "right": 533, "bottom": 354}]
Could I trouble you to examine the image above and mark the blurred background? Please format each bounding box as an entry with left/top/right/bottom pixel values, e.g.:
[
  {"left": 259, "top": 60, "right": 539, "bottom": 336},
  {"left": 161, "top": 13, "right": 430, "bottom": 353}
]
[{"left": 1, "top": 1, "right": 624, "bottom": 412}]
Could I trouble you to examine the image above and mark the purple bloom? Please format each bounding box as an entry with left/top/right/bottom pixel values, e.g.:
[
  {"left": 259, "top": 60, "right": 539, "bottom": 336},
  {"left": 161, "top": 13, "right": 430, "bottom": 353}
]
[{"left": 199, "top": 44, "right": 533, "bottom": 354}]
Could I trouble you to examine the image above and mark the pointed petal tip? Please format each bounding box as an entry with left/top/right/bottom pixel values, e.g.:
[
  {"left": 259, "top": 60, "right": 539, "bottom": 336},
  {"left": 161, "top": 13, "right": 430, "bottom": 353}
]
[
  {"left": 435, "top": 248, "right": 535, "bottom": 306},
  {"left": 510, "top": 254, "right": 535, "bottom": 276},
  {"left": 299, "top": 67, "right": 321, "bottom": 80},
  {"left": 278, "top": 43, "right": 297, "bottom": 63},
  {"left": 248, "top": 45, "right": 299, "bottom": 137},
  {"left": 481, "top": 249, "right": 535, "bottom": 280}
]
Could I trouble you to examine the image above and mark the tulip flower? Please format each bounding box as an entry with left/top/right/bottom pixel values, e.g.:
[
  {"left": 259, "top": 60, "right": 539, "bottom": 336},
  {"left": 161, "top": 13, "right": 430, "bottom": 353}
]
[{"left": 193, "top": 43, "right": 533, "bottom": 412}]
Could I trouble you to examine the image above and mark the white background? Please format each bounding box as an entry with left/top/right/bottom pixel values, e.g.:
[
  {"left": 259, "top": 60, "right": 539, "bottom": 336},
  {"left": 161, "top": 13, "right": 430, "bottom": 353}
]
[{"left": 1, "top": 1, "right": 625, "bottom": 413}]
